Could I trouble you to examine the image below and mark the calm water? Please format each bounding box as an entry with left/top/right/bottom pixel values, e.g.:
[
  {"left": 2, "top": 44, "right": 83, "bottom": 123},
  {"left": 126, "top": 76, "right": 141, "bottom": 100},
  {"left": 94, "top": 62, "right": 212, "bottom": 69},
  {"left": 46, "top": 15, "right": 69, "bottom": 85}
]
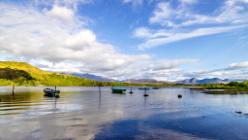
[{"left": 0, "top": 87, "right": 248, "bottom": 140}]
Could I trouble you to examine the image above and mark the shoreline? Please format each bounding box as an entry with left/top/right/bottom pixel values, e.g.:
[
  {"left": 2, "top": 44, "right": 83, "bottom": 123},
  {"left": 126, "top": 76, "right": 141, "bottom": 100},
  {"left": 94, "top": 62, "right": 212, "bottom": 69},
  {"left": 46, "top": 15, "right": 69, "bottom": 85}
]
[{"left": 1, "top": 85, "right": 248, "bottom": 95}]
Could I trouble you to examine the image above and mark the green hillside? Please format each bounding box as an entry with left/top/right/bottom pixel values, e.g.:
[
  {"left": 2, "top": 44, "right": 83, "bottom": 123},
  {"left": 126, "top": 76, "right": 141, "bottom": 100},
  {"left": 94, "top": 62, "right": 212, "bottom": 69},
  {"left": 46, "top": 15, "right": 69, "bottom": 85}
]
[
  {"left": 0, "top": 61, "right": 174, "bottom": 87},
  {"left": 0, "top": 61, "right": 98, "bottom": 86},
  {"left": 2, "top": 61, "right": 246, "bottom": 89}
]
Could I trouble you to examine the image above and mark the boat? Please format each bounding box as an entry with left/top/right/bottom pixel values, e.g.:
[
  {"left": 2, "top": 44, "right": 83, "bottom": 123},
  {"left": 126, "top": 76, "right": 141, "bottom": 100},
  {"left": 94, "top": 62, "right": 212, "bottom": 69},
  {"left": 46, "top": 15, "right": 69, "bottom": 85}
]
[
  {"left": 111, "top": 87, "right": 126, "bottom": 94},
  {"left": 129, "top": 87, "right": 134, "bottom": 94},
  {"left": 138, "top": 87, "right": 150, "bottom": 90},
  {"left": 178, "top": 94, "right": 182, "bottom": 99},
  {"left": 152, "top": 87, "right": 160, "bottom": 90},
  {"left": 144, "top": 93, "right": 149, "bottom": 97},
  {"left": 44, "top": 88, "right": 60, "bottom": 97}
]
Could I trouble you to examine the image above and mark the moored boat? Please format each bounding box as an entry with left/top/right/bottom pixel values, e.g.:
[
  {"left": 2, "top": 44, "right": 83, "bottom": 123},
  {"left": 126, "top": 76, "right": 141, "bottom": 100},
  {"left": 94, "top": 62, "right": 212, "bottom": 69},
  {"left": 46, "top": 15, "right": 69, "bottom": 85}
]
[
  {"left": 111, "top": 86, "right": 126, "bottom": 94},
  {"left": 152, "top": 87, "right": 160, "bottom": 90},
  {"left": 138, "top": 87, "right": 150, "bottom": 90},
  {"left": 43, "top": 88, "right": 60, "bottom": 97}
]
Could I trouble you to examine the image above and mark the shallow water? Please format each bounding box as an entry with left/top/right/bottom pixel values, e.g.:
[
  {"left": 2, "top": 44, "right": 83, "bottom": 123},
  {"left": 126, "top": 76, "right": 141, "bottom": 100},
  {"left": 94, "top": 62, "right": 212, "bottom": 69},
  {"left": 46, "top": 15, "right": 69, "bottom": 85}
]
[{"left": 0, "top": 87, "right": 248, "bottom": 140}]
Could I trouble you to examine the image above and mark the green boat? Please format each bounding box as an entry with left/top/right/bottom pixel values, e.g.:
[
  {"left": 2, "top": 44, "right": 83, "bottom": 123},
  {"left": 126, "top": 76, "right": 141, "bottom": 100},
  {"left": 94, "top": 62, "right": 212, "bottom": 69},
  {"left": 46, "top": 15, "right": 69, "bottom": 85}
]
[{"left": 111, "top": 86, "right": 127, "bottom": 94}]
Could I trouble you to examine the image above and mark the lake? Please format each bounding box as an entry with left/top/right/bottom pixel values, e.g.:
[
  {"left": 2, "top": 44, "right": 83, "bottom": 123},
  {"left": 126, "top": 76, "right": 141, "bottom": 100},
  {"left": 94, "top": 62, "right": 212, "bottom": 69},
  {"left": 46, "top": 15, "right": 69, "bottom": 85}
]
[{"left": 1, "top": 87, "right": 248, "bottom": 140}]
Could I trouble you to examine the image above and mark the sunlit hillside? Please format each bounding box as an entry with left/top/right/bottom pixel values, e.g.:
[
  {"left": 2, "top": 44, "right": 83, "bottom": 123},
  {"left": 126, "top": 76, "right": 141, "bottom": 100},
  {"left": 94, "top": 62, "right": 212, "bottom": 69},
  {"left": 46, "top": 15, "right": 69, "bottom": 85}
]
[{"left": 0, "top": 61, "right": 97, "bottom": 86}]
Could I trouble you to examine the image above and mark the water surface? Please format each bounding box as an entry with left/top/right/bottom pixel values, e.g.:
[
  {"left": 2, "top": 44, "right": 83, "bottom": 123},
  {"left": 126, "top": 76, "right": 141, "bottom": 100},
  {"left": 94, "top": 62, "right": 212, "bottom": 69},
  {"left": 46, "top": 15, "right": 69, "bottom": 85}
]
[{"left": 0, "top": 87, "right": 248, "bottom": 140}]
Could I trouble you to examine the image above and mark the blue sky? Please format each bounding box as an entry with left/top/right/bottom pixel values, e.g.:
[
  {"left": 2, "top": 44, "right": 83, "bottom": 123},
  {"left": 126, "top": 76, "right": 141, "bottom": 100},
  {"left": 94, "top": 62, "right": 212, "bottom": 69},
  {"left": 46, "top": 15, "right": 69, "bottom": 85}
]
[{"left": 0, "top": 0, "right": 248, "bottom": 81}]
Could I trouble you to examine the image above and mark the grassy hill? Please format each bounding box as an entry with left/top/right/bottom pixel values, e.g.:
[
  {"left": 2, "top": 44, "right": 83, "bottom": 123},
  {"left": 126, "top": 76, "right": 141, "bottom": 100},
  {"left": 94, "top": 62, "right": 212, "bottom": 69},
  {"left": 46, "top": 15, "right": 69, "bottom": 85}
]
[
  {"left": 2, "top": 61, "right": 246, "bottom": 88},
  {"left": 0, "top": 61, "right": 98, "bottom": 86},
  {"left": 0, "top": 61, "right": 175, "bottom": 87}
]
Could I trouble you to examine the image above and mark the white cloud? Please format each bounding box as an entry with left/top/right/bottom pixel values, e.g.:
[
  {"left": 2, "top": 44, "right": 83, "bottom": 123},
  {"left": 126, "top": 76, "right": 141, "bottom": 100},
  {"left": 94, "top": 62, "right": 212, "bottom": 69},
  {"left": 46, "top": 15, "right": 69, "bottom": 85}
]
[
  {"left": 123, "top": 0, "right": 144, "bottom": 6},
  {"left": 100, "top": 59, "right": 197, "bottom": 81},
  {"left": 229, "top": 61, "right": 248, "bottom": 69},
  {"left": 134, "top": 0, "right": 248, "bottom": 49},
  {"left": 181, "top": 0, "right": 248, "bottom": 26},
  {"left": 149, "top": 2, "right": 174, "bottom": 26},
  {"left": 47, "top": 5, "right": 74, "bottom": 22},
  {"left": 184, "top": 61, "right": 248, "bottom": 79},
  {"left": 149, "top": 0, "right": 248, "bottom": 27},
  {"left": 133, "top": 27, "right": 151, "bottom": 38},
  {"left": 0, "top": 3, "right": 146, "bottom": 71},
  {"left": 122, "top": 0, "right": 156, "bottom": 6},
  {"left": 33, "top": 0, "right": 92, "bottom": 8},
  {"left": 133, "top": 27, "right": 173, "bottom": 40},
  {"left": 180, "top": 0, "right": 198, "bottom": 4},
  {"left": 138, "top": 25, "right": 246, "bottom": 49},
  {"left": 65, "top": 30, "right": 96, "bottom": 48},
  {"left": 0, "top": 2, "right": 197, "bottom": 81}
]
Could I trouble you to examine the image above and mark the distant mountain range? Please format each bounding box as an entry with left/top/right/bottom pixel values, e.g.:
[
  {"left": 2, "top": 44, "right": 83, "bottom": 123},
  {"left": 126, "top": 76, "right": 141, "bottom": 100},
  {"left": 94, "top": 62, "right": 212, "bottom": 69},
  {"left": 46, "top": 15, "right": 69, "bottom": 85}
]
[
  {"left": 177, "top": 78, "right": 245, "bottom": 85},
  {"left": 67, "top": 72, "right": 246, "bottom": 85},
  {"left": 125, "top": 78, "right": 243, "bottom": 85},
  {"left": 67, "top": 74, "right": 173, "bottom": 84},
  {"left": 1, "top": 61, "right": 245, "bottom": 86},
  {"left": 124, "top": 79, "right": 158, "bottom": 83},
  {"left": 68, "top": 73, "right": 116, "bottom": 82},
  {"left": 124, "top": 79, "right": 174, "bottom": 84}
]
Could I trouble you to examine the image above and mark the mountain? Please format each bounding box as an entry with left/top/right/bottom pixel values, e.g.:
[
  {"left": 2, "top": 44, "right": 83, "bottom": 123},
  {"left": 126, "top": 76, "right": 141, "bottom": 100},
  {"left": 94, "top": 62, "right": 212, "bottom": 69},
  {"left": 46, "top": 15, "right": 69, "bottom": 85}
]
[
  {"left": 177, "top": 78, "right": 230, "bottom": 85},
  {"left": 124, "top": 79, "right": 175, "bottom": 84},
  {"left": 0, "top": 61, "right": 96, "bottom": 86},
  {"left": 125, "top": 79, "right": 158, "bottom": 83},
  {"left": 68, "top": 73, "right": 115, "bottom": 82},
  {"left": 1, "top": 61, "right": 245, "bottom": 86},
  {"left": 178, "top": 78, "right": 198, "bottom": 85},
  {"left": 198, "top": 78, "right": 230, "bottom": 84}
]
